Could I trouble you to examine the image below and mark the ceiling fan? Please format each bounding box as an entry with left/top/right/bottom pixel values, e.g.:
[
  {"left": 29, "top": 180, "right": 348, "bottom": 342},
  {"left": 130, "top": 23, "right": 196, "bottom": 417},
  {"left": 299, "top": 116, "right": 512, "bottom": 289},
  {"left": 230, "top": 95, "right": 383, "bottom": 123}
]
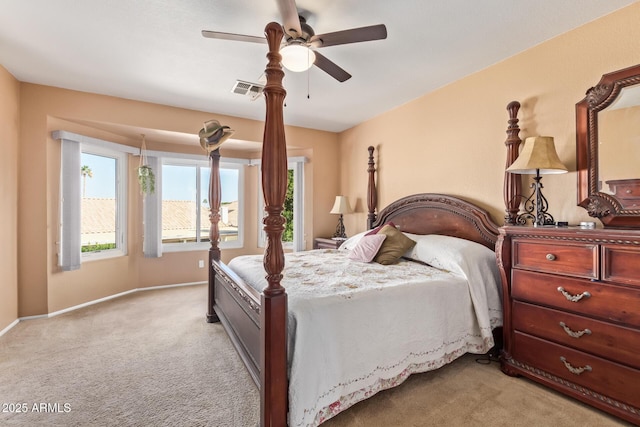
[{"left": 201, "top": 0, "right": 387, "bottom": 82}]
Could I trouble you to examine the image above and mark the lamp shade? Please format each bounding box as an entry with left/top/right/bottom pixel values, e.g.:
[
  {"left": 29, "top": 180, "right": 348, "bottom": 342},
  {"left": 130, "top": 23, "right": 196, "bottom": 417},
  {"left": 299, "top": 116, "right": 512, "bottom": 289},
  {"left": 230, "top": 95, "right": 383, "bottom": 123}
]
[
  {"left": 330, "top": 196, "right": 351, "bottom": 215},
  {"left": 280, "top": 44, "right": 316, "bottom": 72},
  {"left": 507, "top": 136, "right": 568, "bottom": 175}
]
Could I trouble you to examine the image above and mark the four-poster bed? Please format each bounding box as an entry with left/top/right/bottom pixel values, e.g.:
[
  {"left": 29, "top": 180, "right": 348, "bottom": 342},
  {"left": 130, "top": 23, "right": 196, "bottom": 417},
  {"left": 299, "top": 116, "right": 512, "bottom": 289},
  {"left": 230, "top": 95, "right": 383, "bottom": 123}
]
[{"left": 204, "top": 22, "right": 516, "bottom": 427}]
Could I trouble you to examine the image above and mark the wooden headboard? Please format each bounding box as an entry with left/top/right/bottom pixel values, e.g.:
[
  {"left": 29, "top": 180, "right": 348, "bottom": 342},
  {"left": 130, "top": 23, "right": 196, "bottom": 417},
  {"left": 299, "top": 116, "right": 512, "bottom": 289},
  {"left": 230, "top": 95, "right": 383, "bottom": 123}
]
[{"left": 371, "top": 193, "right": 500, "bottom": 250}]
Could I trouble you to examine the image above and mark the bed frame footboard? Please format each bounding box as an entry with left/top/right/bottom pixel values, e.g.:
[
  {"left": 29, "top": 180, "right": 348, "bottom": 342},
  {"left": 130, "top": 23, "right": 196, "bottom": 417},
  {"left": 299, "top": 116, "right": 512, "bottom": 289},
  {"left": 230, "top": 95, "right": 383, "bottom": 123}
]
[{"left": 211, "top": 259, "right": 261, "bottom": 386}]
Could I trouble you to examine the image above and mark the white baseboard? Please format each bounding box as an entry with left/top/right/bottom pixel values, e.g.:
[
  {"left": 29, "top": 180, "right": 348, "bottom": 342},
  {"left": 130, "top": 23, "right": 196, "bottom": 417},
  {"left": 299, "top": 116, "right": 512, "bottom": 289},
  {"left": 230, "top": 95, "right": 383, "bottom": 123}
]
[
  {"left": 0, "top": 281, "right": 206, "bottom": 337},
  {"left": 0, "top": 319, "right": 20, "bottom": 338},
  {"left": 135, "top": 281, "right": 206, "bottom": 293}
]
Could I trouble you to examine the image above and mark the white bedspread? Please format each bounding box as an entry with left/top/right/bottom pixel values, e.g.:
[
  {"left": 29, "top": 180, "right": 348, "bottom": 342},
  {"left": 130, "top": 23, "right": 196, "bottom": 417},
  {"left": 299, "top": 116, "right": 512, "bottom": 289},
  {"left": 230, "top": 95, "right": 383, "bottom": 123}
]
[{"left": 227, "top": 249, "right": 502, "bottom": 427}]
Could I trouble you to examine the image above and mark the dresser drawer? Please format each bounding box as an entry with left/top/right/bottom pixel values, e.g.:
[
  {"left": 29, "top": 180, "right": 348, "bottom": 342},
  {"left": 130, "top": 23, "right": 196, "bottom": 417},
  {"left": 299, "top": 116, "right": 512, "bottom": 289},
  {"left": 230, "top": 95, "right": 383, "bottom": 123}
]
[
  {"left": 512, "top": 239, "right": 598, "bottom": 279},
  {"left": 513, "top": 301, "right": 640, "bottom": 369},
  {"left": 606, "top": 179, "right": 640, "bottom": 205},
  {"left": 616, "top": 184, "right": 640, "bottom": 200},
  {"left": 602, "top": 244, "right": 640, "bottom": 287},
  {"left": 513, "top": 332, "right": 640, "bottom": 409},
  {"left": 511, "top": 269, "right": 640, "bottom": 328}
]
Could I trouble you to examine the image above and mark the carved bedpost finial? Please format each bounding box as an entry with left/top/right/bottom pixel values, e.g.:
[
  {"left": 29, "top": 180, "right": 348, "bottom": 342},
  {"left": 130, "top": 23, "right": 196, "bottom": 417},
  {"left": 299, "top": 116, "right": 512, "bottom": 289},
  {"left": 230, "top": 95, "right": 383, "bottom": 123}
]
[
  {"left": 262, "top": 21, "right": 287, "bottom": 296},
  {"left": 506, "top": 101, "right": 519, "bottom": 121},
  {"left": 503, "top": 101, "right": 522, "bottom": 226},
  {"left": 260, "top": 21, "right": 288, "bottom": 427},
  {"left": 367, "top": 146, "right": 377, "bottom": 229}
]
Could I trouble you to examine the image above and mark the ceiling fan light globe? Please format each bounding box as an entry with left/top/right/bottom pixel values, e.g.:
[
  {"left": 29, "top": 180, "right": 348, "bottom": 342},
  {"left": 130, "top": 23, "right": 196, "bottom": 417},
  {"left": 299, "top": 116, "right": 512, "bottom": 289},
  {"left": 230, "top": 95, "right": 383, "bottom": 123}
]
[{"left": 280, "top": 44, "right": 315, "bottom": 72}]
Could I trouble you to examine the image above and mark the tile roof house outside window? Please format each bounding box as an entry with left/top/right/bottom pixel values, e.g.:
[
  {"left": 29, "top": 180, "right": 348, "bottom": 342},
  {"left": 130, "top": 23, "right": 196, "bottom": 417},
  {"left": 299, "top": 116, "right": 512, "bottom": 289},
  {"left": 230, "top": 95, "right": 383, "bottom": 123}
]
[{"left": 81, "top": 199, "right": 238, "bottom": 247}]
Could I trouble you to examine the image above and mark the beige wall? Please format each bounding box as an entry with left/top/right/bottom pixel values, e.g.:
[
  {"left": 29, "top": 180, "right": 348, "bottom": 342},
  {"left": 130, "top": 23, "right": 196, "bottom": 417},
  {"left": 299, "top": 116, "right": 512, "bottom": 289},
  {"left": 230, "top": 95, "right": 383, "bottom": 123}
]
[
  {"left": 4, "top": 3, "right": 640, "bottom": 326},
  {"left": 0, "top": 66, "right": 20, "bottom": 331},
  {"left": 14, "top": 84, "right": 338, "bottom": 317},
  {"left": 598, "top": 106, "right": 640, "bottom": 186},
  {"left": 339, "top": 3, "right": 640, "bottom": 235}
]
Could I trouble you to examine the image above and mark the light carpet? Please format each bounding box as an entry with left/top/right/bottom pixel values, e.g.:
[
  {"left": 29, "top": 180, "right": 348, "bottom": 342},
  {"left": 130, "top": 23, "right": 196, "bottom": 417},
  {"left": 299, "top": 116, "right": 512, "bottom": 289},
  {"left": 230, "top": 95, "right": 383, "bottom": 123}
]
[{"left": 0, "top": 284, "right": 630, "bottom": 426}]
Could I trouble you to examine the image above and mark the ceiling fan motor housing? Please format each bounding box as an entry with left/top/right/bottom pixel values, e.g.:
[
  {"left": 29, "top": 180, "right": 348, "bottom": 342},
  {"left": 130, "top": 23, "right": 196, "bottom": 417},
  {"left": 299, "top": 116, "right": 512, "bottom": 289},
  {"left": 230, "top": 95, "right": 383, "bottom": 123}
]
[{"left": 285, "top": 15, "right": 314, "bottom": 43}]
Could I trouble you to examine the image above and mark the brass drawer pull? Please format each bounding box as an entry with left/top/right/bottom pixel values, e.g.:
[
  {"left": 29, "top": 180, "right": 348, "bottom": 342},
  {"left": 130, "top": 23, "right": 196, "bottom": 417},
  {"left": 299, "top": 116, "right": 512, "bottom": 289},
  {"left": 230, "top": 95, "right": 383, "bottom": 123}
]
[
  {"left": 559, "top": 321, "right": 592, "bottom": 338},
  {"left": 557, "top": 287, "right": 591, "bottom": 302},
  {"left": 546, "top": 253, "right": 556, "bottom": 261},
  {"left": 560, "top": 356, "right": 592, "bottom": 375}
]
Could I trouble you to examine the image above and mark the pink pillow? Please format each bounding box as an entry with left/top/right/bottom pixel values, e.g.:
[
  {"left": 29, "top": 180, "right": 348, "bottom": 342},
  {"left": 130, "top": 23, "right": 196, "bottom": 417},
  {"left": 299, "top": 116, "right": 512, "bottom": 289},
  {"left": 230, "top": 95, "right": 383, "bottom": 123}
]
[
  {"left": 365, "top": 221, "right": 396, "bottom": 236},
  {"left": 347, "top": 234, "right": 387, "bottom": 262}
]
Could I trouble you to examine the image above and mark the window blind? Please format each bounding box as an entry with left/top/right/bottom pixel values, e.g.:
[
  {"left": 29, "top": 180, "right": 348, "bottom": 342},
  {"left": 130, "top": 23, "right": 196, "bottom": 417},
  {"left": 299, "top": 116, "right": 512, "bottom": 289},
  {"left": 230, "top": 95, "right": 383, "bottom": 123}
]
[{"left": 59, "top": 139, "right": 82, "bottom": 271}]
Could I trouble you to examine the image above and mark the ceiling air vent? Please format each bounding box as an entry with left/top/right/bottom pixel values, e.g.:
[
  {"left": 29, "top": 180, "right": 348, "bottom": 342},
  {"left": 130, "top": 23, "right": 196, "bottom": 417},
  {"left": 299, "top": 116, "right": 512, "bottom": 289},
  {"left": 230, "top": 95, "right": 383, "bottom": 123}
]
[{"left": 231, "top": 80, "right": 264, "bottom": 100}]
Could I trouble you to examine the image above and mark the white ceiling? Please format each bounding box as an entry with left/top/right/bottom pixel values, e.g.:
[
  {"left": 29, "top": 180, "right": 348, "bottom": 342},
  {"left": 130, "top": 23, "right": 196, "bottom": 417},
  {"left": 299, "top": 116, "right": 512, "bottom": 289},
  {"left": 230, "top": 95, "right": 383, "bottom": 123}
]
[{"left": 1, "top": 0, "right": 637, "bottom": 135}]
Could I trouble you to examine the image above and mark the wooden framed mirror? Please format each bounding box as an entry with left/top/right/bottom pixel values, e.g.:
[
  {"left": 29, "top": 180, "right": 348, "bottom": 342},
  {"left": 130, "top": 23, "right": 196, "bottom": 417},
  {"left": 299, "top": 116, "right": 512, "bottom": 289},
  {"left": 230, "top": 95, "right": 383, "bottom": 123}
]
[{"left": 576, "top": 63, "right": 640, "bottom": 228}]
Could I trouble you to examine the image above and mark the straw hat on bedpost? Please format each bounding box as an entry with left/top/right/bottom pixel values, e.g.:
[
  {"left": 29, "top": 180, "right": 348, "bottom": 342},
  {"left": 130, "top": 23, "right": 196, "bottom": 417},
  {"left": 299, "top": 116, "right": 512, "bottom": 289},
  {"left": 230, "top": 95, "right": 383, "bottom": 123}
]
[{"left": 199, "top": 120, "right": 235, "bottom": 153}]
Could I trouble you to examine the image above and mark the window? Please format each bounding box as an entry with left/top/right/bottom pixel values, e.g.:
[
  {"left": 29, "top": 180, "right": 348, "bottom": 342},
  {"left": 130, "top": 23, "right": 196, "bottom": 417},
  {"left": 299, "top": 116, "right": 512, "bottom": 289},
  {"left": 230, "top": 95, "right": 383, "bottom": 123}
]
[
  {"left": 257, "top": 157, "right": 306, "bottom": 251},
  {"left": 80, "top": 150, "right": 124, "bottom": 255},
  {"left": 142, "top": 152, "right": 246, "bottom": 255},
  {"left": 161, "top": 162, "right": 208, "bottom": 246},
  {"left": 282, "top": 169, "right": 295, "bottom": 244},
  {"left": 218, "top": 167, "right": 241, "bottom": 244},
  {"left": 54, "top": 131, "right": 133, "bottom": 270}
]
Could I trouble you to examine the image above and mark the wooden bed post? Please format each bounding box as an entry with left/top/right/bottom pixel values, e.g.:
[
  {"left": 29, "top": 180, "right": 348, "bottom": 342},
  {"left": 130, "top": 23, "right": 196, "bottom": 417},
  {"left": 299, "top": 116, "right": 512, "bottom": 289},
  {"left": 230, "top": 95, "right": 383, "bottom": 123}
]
[
  {"left": 260, "top": 22, "right": 288, "bottom": 427},
  {"left": 206, "top": 148, "right": 221, "bottom": 323},
  {"left": 367, "top": 146, "right": 377, "bottom": 229},
  {"left": 503, "top": 101, "right": 522, "bottom": 225}
]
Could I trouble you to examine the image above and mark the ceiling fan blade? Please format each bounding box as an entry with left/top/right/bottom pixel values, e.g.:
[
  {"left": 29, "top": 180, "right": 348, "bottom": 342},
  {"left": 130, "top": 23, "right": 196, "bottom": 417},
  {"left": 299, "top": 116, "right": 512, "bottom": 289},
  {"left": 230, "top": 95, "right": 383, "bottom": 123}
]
[
  {"left": 313, "top": 51, "right": 351, "bottom": 82},
  {"left": 276, "top": 0, "right": 302, "bottom": 38},
  {"left": 201, "top": 30, "right": 266, "bottom": 44},
  {"left": 310, "top": 24, "right": 387, "bottom": 48}
]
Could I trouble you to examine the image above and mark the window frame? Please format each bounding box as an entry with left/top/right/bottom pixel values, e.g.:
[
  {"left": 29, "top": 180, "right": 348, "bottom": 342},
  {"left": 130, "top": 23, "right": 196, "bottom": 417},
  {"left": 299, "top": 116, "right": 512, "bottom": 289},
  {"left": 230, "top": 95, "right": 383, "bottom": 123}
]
[
  {"left": 53, "top": 130, "right": 135, "bottom": 270},
  {"left": 256, "top": 156, "right": 307, "bottom": 251},
  {"left": 143, "top": 150, "right": 247, "bottom": 254},
  {"left": 80, "top": 144, "right": 128, "bottom": 261}
]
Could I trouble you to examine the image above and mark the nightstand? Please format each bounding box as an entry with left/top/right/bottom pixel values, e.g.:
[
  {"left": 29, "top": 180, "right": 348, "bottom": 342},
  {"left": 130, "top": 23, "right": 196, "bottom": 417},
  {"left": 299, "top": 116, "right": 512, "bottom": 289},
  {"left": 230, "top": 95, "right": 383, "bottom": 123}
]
[{"left": 313, "top": 237, "right": 344, "bottom": 250}]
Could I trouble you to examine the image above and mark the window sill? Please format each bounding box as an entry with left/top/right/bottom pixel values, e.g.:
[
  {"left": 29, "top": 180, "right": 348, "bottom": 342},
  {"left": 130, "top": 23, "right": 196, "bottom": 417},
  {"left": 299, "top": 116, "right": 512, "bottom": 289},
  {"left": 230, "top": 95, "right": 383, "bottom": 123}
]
[
  {"left": 81, "top": 249, "right": 127, "bottom": 262},
  {"left": 162, "top": 242, "right": 243, "bottom": 253}
]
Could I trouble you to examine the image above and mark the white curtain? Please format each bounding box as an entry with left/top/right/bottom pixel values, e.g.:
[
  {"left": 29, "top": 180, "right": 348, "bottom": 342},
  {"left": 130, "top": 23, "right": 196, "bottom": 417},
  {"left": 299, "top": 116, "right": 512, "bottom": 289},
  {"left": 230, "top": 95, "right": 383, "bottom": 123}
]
[
  {"left": 143, "top": 156, "right": 162, "bottom": 257},
  {"left": 291, "top": 159, "right": 305, "bottom": 252},
  {"left": 59, "top": 139, "right": 81, "bottom": 271}
]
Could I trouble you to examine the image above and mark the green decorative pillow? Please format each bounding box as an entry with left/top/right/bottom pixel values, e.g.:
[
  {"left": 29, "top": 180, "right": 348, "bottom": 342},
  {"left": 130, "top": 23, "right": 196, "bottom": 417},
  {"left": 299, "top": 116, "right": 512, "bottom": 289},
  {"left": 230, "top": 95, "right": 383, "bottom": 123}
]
[{"left": 374, "top": 224, "right": 416, "bottom": 265}]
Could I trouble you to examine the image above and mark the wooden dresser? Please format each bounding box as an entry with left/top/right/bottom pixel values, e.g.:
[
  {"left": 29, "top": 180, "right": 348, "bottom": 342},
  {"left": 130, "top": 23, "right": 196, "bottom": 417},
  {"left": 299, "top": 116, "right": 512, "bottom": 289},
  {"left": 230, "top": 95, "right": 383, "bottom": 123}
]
[
  {"left": 605, "top": 179, "right": 640, "bottom": 209},
  {"left": 496, "top": 226, "right": 640, "bottom": 425}
]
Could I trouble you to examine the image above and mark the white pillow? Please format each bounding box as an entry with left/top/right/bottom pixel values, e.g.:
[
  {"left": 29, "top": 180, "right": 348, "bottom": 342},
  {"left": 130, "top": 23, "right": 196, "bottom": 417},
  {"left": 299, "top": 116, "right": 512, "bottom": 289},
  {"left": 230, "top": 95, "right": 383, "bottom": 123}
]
[
  {"left": 403, "top": 233, "right": 495, "bottom": 275},
  {"left": 402, "top": 234, "right": 503, "bottom": 327},
  {"left": 347, "top": 234, "right": 387, "bottom": 262}
]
